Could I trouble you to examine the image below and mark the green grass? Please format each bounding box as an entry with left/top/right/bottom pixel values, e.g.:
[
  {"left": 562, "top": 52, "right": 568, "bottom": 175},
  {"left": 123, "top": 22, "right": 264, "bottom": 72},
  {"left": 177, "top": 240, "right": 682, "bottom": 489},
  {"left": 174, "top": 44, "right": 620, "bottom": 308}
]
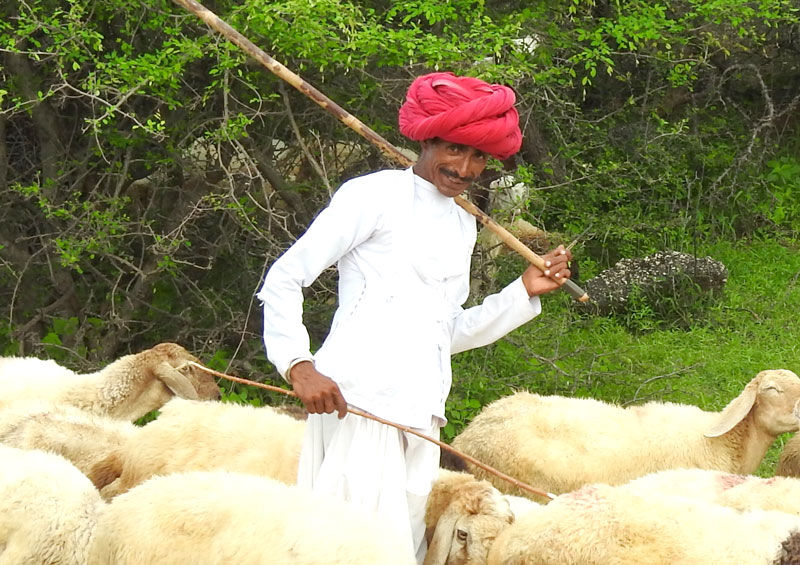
[{"left": 448, "top": 236, "right": 800, "bottom": 476}]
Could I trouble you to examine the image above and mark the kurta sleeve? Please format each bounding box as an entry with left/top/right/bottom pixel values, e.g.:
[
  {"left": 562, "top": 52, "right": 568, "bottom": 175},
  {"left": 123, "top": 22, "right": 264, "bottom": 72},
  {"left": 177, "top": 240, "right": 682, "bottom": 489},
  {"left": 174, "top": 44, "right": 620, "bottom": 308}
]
[
  {"left": 256, "top": 179, "right": 382, "bottom": 380},
  {"left": 449, "top": 276, "right": 541, "bottom": 355}
]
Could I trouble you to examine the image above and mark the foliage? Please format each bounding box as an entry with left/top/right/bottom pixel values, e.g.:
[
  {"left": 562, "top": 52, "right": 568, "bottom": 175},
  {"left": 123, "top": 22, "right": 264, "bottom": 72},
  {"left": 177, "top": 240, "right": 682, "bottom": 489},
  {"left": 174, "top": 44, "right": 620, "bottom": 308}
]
[
  {"left": 754, "top": 156, "right": 800, "bottom": 229},
  {"left": 609, "top": 274, "right": 726, "bottom": 333}
]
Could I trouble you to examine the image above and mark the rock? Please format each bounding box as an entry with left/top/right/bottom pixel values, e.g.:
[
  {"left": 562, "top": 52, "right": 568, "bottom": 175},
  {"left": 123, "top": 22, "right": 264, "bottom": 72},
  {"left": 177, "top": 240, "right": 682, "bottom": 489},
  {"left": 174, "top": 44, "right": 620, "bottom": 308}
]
[{"left": 577, "top": 251, "right": 728, "bottom": 317}]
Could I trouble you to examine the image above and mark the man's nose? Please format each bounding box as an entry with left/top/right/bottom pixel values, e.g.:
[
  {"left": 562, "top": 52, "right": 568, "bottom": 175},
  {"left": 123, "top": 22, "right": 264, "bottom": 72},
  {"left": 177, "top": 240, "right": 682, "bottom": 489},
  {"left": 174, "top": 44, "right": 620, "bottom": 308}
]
[{"left": 452, "top": 156, "right": 471, "bottom": 177}]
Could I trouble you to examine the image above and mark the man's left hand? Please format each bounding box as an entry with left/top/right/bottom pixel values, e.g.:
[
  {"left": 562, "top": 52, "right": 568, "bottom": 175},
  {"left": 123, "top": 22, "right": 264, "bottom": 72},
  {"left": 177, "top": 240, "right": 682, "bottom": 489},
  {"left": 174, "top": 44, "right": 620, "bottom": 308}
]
[{"left": 521, "top": 245, "right": 573, "bottom": 297}]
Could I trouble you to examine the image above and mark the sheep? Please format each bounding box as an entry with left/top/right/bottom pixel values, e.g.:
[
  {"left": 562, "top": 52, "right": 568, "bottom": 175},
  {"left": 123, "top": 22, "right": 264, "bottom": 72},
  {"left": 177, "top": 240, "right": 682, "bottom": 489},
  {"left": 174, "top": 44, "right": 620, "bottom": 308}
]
[
  {"left": 423, "top": 470, "right": 516, "bottom": 565},
  {"left": 452, "top": 369, "right": 800, "bottom": 498},
  {"left": 486, "top": 483, "right": 800, "bottom": 565},
  {"left": 0, "top": 342, "right": 220, "bottom": 420},
  {"left": 0, "top": 444, "right": 103, "bottom": 565},
  {"left": 0, "top": 400, "right": 136, "bottom": 489},
  {"left": 777, "top": 434, "right": 800, "bottom": 477},
  {"left": 88, "top": 470, "right": 419, "bottom": 565},
  {"left": 0, "top": 444, "right": 417, "bottom": 565},
  {"left": 99, "top": 397, "right": 306, "bottom": 499},
  {"left": 103, "top": 430, "right": 531, "bottom": 564},
  {"left": 98, "top": 398, "right": 506, "bottom": 501},
  {"left": 423, "top": 469, "right": 542, "bottom": 565},
  {"left": 273, "top": 402, "right": 309, "bottom": 420},
  {"left": 621, "top": 467, "right": 800, "bottom": 517},
  {"left": 426, "top": 470, "right": 800, "bottom": 565}
]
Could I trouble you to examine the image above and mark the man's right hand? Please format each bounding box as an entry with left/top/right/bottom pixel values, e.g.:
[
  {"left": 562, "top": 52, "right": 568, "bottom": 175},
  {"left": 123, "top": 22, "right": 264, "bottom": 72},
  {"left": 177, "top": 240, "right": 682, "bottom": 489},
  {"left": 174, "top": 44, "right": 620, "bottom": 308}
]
[{"left": 289, "top": 361, "right": 347, "bottom": 419}]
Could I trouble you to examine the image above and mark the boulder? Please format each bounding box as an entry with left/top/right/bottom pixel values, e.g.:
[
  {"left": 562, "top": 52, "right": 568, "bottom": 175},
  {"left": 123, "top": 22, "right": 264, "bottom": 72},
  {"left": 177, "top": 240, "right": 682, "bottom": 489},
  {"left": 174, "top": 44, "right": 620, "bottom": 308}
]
[{"left": 577, "top": 251, "right": 728, "bottom": 317}]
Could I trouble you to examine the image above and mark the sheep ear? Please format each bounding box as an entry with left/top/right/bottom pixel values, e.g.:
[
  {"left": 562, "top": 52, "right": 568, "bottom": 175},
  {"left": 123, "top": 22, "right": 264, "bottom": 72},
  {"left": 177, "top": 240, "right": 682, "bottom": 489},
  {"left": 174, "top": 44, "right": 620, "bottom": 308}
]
[
  {"left": 424, "top": 506, "right": 459, "bottom": 565},
  {"left": 100, "top": 477, "right": 125, "bottom": 501},
  {"left": 704, "top": 378, "right": 759, "bottom": 438},
  {"left": 154, "top": 362, "right": 199, "bottom": 400},
  {"left": 88, "top": 453, "right": 124, "bottom": 490}
]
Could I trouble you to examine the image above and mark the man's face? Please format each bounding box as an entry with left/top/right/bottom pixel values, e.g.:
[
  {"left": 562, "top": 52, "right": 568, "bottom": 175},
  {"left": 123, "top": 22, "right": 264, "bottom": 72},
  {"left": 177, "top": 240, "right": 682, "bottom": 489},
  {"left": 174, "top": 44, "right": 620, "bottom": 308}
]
[{"left": 417, "top": 139, "right": 489, "bottom": 198}]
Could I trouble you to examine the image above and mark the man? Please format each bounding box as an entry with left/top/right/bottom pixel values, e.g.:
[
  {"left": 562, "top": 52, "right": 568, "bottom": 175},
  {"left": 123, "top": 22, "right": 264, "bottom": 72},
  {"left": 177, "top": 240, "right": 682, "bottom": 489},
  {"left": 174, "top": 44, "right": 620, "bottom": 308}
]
[{"left": 257, "top": 72, "right": 571, "bottom": 562}]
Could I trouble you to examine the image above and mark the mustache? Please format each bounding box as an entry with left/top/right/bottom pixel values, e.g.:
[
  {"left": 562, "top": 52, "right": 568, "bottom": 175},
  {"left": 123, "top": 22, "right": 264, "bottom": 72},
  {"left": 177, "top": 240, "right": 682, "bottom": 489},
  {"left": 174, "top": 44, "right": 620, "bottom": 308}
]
[{"left": 440, "top": 168, "right": 475, "bottom": 184}]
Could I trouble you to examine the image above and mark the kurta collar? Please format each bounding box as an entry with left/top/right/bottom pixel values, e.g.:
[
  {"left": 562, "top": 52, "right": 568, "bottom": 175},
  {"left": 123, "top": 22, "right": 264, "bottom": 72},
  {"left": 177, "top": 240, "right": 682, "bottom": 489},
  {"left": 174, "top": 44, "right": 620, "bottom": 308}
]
[{"left": 412, "top": 172, "right": 456, "bottom": 214}]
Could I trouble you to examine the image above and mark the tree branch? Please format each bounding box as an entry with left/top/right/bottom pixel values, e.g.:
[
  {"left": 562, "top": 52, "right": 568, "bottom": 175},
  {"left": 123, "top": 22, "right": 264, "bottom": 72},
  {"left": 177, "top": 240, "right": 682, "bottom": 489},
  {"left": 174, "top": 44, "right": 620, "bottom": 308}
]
[{"left": 279, "top": 81, "right": 332, "bottom": 195}]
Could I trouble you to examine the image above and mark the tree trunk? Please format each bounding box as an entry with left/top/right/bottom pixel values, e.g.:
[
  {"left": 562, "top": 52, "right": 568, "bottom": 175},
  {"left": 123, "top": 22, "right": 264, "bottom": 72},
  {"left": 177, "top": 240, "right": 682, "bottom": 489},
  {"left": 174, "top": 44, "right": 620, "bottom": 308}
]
[{"left": 3, "top": 52, "right": 66, "bottom": 200}]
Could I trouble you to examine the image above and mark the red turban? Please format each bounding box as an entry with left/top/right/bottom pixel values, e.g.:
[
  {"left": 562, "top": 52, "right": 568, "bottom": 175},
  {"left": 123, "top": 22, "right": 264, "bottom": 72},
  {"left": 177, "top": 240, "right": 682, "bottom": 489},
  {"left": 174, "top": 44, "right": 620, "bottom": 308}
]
[{"left": 398, "top": 72, "right": 522, "bottom": 161}]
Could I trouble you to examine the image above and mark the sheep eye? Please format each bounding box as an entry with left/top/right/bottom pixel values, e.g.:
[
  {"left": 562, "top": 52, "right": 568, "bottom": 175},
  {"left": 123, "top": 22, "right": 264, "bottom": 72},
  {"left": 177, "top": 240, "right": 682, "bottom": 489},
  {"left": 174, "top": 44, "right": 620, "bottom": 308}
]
[{"left": 456, "top": 529, "right": 468, "bottom": 542}]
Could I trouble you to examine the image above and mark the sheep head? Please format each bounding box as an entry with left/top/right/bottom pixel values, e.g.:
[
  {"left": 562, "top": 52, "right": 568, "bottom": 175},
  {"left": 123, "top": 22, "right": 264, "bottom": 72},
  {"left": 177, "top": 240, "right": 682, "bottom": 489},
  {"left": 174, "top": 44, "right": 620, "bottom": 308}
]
[
  {"left": 148, "top": 343, "right": 221, "bottom": 400},
  {"left": 100, "top": 343, "right": 220, "bottom": 420},
  {"left": 705, "top": 369, "right": 800, "bottom": 438},
  {"left": 424, "top": 471, "right": 514, "bottom": 565}
]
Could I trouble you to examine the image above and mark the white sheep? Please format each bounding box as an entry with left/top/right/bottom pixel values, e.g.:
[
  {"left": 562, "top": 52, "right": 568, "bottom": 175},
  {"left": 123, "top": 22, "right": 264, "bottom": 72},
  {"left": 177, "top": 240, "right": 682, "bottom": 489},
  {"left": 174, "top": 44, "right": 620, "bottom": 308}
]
[
  {"left": 100, "top": 397, "right": 305, "bottom": 499},
  {"left": 0, "top": 444, "right": 417, "bottom": 565},
  {"left": 0, "top": 342, "right": 221, "bottom": 420},
  {"left": 423, "top": 470, "right": 542, "bottom": 565},
  {"left": 423, "top": 470, "right": 516, "bottom": 565},
  {"left": 452, "top": 369, "right": 800, "bottom": 498},
  {"left": 0, "top": 400, "right": 136, "bottom": 489},
  {"left": 89, "top": 471, "right": 418, "bottom": 565},
  {"left": 0, "top": 444, "right": 103, "bottom": 565},
  {"left": 621, "top": 467, "right": 800, "bottom": 517},
  {"left": 103, "top": 435, "right": 534, "bottom": 564},
  {"left": 487, "top": 482, "right": 800, "bottom": 565}
]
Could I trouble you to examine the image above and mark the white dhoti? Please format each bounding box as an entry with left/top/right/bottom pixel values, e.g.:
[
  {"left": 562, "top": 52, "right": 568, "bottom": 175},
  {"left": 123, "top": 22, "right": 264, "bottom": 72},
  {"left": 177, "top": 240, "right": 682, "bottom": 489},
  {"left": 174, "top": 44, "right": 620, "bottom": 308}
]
[{"left": 298, "top": 411, "right": 441, "bottom": 564}]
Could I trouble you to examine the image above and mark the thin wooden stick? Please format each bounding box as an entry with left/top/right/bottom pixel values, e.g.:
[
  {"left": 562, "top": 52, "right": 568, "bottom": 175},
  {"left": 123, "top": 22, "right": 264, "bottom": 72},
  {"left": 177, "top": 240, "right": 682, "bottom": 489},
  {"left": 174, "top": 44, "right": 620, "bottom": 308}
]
[
  {"left": 188, "top": 361, "right": 555, "bottom": 501},
  {"left": 170, "top": 0, "right": 589, "bottom": 303}
]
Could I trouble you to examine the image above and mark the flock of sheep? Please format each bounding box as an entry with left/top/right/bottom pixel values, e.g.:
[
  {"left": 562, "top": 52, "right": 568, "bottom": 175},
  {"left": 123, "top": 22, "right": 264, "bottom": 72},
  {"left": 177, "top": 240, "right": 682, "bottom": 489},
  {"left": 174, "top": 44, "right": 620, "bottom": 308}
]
[{"left": 5, "top": 343, "right": 800, "bottom": 564}]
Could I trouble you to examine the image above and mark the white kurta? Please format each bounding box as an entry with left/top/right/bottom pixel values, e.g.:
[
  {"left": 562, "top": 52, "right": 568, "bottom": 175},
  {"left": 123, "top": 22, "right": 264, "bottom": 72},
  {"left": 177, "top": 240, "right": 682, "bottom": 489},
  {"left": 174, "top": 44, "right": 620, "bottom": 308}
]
[
  {"left": 257, "top": 167, "right": 543, "bottom": 561},
  {"left": 257, "top": 167, "right": 542, "bottom": 429}
]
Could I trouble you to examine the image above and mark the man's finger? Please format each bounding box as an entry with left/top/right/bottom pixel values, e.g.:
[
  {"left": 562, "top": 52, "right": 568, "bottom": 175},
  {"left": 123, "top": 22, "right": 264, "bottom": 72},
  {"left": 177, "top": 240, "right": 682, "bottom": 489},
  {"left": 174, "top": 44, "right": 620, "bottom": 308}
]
[
  {"left": 322, "top": 394, "right": 338, "bottom": 415},
  {"left": 335, "top": 394, "right": 348, "bottom": 419}
]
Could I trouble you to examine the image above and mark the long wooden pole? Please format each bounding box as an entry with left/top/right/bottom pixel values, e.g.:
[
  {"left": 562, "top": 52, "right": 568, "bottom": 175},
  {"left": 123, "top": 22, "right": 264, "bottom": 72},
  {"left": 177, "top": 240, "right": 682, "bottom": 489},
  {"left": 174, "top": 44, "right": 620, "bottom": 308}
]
[
  {"left": 171, "top": 0, "right": 589, "bottom": 303},
  {"left": 188, "top": 362, "right": 555, "bottom": 501}
]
